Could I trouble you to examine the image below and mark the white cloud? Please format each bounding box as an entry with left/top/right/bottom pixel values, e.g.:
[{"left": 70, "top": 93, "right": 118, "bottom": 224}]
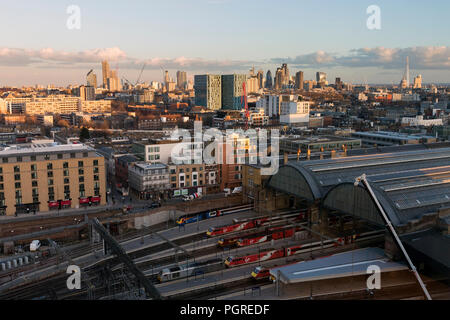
[{"left": 272, "top": 46, "right": 450, "bottom": 70}]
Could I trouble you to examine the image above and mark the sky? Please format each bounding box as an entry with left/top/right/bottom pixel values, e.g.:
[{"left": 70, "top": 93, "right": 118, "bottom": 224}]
[{"left": 0, "top": 0, "right": 449, "bottom": 86}]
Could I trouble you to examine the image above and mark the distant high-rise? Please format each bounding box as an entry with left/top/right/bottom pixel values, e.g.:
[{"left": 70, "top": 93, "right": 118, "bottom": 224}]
[
  {"left": 164, "top": 71, "right": 170, "bottom": 86},
  {"left": 87, "top": 69, "right": 97, "bottom": 88},
  {"left": 316, "top": 72, "right": 327, "bottom": 84},
  {"left": 102, "top": 60, "right": 110, "bottom": 89},
  {"left": 176, "top": 71, "right": 187, "bottom": 89},
  {"left": 222, "top": 74, "right": 247, "bottom": 110},
  {"left": 400, "top": 56, "right": 410, "bottom": 89},
  {"left": 295, "top": 71, "right": 304, "bottom": 90},
  {"left": 256, "top": 70, "right": 264, "bottom": 89},
  {"left": 265, "top": 70, "right": 273, "bottom": 89},
  {"left": 274, "top": 64, "right": 290, "bottom": 89},
  {"left": 335, "top": 77, "right": 343, "bottom": 90},
  {"left": 413, "top": 74, "right": 422, "bottom": 89},
  {"left": 194, "top": 74, "right": 222, "bottom": 110}
]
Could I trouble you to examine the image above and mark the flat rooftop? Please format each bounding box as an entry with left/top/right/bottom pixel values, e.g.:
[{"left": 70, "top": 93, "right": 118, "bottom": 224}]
[
  {"left": 270, "top": 247, "right": 407, "bottom": 284},
  {"left": 0, "top": 143, "right": 92, "bottom": 156}
]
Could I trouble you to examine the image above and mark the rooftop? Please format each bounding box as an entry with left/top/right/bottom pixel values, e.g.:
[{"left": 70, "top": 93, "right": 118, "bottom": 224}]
[{"left": 0, "top": 143, "right": 92, "bottom": 156}]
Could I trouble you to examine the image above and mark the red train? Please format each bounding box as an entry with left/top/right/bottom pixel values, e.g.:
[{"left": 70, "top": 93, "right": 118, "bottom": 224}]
[
  {"left": 207, "top": 210, "right": 307, "bottom": 237},
  {"left": 207, "top": 217, "right": 269, "bottom": 237},
  {"left": 236, "top": 225, "right": 304, "bottom": 247},
  {"left": 225, "top": 230, "right": 384, "bottom": 268}
]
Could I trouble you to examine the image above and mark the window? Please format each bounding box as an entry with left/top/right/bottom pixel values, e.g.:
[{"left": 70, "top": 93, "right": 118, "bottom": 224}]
[
  {"left": 57, "top": 154, "right": 63, "bottom": 159},
  {"left": 171, "top": 183, "right": 176, "bottom": 188},
  {"left": 32, "top": 181, "right": 38, "bottom": 187},
  {"left": 31, "top": 156, "right": 36, "bottom": 161},
  {"left": 79, "top": 184, "right": 85, "bottom": 192},
  {"left": 79, "top": 176, "right": 84, "bottom": 183},
  {"left": 31, "top": 164, "right": 37, "bottom": 171},
  {"left": 70, "top": 153, "right": 75, "bottom": 159},
  {"left": 64, "top": 185, "right": 70, "bottom": 192},
  {"left": 83, "top": 152, "right": 88, "bottom": 157},
  {"left": 14, "top": 166, "right": 20, "bottom": 173},
  {"left": 78, "top": 161, "right": 84, "bottom": 167},
  {"left": 48, "top": 187, "right": 54, "bottom": 194},
  {"left": 0, "top": 167, "right": 2, "bottom": 174},
  {"left": 93, "top": 167, "right": 99, "bottom": 174},
  {"left": 64, "top": 178, "right": 70, "bottom": 184},
  {"left": 63, "top": 170, "right": 69, "bottom": 177},
  {"left": 0, "top": 184, "right": 3, "bottom": 190},
  {"left": 78, "top": 169, "right": 84, "bottom": 175},
  {"left": 47, "top": 163, "right": 53, "bottom": 170},
  {"left": 15, "top": 182, "right": 21, "bottom": 189},
  {"left": 171, "top": 177, "right": 176, "bottom": 181},
  {"left": 44, "top": 155, "right": 50, "bottom": 160},
  {"left": 15, "top": 174, "right": 21, "bottom": 181},
  {"left": 63, "top": 162, "right": 69, "bottom": 168},
  {"left": 17, "top": 157, "right": 22, "bottom": 162},
  {"left": 48, "top": 171, "right": 53, "bottom": 178},
  {"left": 0, "top": 176, "right": 3, "bottom": 182},
  {"left": 2, "top": 158, "right": 8, "bottom": 163},
  {"left": 31, "top": 172, "right": 37, "bottom": 180},
  {"left": 93, "top": 160, "right": 98, "bottom": 166},
  {"left": 94, "top": 175, "right": 99, "bottom": 181},
  {"left": 48, "top": 179, "right": 54, "bottom": 186}
]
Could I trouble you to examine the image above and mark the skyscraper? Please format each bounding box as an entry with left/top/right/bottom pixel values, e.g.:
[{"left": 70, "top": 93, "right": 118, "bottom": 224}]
[
  {"left": 256, "top": 70, "right": 264, "bottom": 89},
  {"left": 164, "top": 71, "right": 170, "bottom": 86},
  {"left": 413, "top": 74, "right": 422, "bottom": 89},
  {"left": 176, "top": 71, "right": 187, "bottom": 89},
  {"left": 194, "top": 74, "right": 222, "bottom": 110},
  {"left": 295, "top": 71, "right": 304, "bottom": 90},
  {"left": 400, "top": 56, "right": 410, "bottom": 89},
  {"left": 87, "top": 69, "right": 97, "bottom": 88},
  {"left": 222, "top": 74, "right": 247, "bottom": 110},
  {"left": 316, "top": 72, "right": 327, "bottom": 84},
  {"left": 102, "top": 60, "right": 110, "bottom": 89},
  {"left": 265, "top": 70, "right": 273, "bottom": 89}
]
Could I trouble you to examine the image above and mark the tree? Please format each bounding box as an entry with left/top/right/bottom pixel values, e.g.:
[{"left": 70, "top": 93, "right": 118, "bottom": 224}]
[
  {"left": 79, "top": 127, "right": 90, "bottom": 142},
  {"left": 57, "top": 119, "right": 70, "bottom": 128}
]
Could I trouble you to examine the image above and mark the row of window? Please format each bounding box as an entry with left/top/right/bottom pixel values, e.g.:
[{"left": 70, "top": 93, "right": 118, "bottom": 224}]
[{"left": 2, "top": 153, "right": 93, "bottom": 164}]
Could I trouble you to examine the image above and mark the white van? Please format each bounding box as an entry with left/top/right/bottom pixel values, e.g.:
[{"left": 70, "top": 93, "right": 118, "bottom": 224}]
[{"left": 30, "top": 240, "right": 41, "bottom": 252}]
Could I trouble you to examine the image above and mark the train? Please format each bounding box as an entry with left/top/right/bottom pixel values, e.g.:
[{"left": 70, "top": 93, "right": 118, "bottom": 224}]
[
  {"left": 207, "top": 210, "right": 306, "bottom": 237},
  {"left": 224, "top": 230, "right": 384, "bottom": 268},
  {"left": 176, "top": 204, "right": 253, "bottom": 226},
  {"left": 217, "top": 224, "right": 305, "bottom": 248},
  {"left": 157, "top": 258, "right": 223, "bottom": 283}
]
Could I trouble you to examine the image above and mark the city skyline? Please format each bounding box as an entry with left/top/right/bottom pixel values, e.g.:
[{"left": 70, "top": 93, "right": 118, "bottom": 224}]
[{"left": 0, "top": 0, "right": 449, "bottom": 86}]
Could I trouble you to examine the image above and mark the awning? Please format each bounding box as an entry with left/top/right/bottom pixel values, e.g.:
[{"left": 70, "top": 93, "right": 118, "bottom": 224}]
[
  {"left": 79, "top": 198, "right": 90, "bottom": 204},
  {"left": 48, "top": 201, "right": 59, "bottom": 208},
  {"left": 61, "top": 200, "right": 71, "bottom": 206},
  {"left": 91, "top": 196, "right": 101, "bottom": 203}
]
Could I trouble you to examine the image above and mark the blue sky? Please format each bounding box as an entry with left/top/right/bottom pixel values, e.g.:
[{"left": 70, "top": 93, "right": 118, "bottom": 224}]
[{"left": 0, "top": 0, "right": 449, "bottom": 86}]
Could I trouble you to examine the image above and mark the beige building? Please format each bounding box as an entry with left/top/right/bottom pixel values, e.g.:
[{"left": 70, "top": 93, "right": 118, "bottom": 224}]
[
  {"left": 80, "top": 100, "right": 112, "bottom": 113},
  {"left": 0, "top": 144, "right": 106, "bottom": 216}
]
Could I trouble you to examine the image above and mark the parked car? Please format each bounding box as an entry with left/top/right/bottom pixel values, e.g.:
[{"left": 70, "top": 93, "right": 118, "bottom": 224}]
[{"left": 149, "top": 202, "right": 161, "bottom": 209}]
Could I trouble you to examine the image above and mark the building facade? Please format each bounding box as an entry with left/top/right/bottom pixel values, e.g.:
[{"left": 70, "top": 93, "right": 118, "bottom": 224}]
[
  {"left": 194, "top": 74, "right": 222, "bottom": 110},
  {"left": 0, "top": 144, "right": 106, "bottom": 216}
]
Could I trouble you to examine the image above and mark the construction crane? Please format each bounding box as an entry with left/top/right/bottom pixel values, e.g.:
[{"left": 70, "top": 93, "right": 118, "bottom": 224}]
[
  {"left": 135, "top": 63, "right": 146, "bottom": 86},
  {"left": 241, "top": 82, "right": 249, "bottom": 130},
  {"left": 354, "top": 174, "right": 432, "bottom": 300}
]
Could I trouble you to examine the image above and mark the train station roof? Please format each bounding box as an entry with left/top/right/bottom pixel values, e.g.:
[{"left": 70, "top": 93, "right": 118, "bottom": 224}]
[
  {"left": 270, "top": 247, "right": 407, "bottom": 284},
  {"left": 267, "top": 145, "right": 450, "bottom": 228}
]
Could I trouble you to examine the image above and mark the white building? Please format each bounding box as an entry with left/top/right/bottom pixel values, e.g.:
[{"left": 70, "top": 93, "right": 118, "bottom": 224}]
[
  {"left": 401, "top": 115, "right": 443, "bottom": 127},
  {"left": 280, "top": 100, "right": 310, "bottom": 125}
]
